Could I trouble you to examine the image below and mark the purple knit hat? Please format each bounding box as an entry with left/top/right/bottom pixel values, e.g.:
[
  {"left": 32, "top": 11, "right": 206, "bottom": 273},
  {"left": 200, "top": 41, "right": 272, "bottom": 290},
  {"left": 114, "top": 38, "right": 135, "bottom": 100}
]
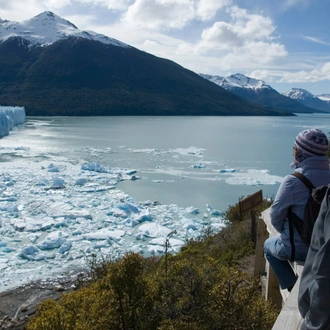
[{"left": 293, "top": 128, "right": 328, "bottom": 166}]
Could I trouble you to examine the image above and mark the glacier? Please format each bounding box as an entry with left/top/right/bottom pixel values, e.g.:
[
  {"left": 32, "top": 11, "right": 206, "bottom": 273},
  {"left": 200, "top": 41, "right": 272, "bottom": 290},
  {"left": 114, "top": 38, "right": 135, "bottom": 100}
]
[{"left": 0, "top": 106, "right": 26, "bottom": 138}]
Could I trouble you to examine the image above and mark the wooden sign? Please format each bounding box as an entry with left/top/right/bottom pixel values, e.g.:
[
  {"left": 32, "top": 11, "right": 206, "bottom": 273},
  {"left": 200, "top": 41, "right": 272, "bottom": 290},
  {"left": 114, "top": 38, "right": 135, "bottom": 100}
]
[{"left": 239, "top": 190, "right": 263, "bottom": 216}]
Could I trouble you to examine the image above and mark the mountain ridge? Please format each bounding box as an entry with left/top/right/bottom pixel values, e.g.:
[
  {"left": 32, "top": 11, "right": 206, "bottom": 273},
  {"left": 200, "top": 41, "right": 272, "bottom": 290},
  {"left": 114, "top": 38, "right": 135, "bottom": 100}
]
[
  {"left": 283, "top": 88, "right": 330, "bottom": 112},
  {"left": 0, "top": 11, "right": 128, "bottom": 48},
  {"left": 0, "top": 35, "right": 288, "bottom": 116},
  {"left": 0, "top": 12, "right": 291, "bottom": 117},
  {"left": 201, "top": 73, "right": 327, "bottom": 114}
]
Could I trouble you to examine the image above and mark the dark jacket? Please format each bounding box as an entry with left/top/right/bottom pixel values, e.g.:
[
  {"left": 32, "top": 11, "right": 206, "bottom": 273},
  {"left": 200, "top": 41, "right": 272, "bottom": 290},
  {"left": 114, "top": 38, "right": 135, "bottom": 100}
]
[{"left": 298, "top": 186, "right": 330, "bottom": 330}]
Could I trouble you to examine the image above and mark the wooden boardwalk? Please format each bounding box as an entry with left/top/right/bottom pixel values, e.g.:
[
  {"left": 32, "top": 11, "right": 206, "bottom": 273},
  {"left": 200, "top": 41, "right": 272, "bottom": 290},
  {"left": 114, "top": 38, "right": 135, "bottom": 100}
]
[{"left": 255, "top": 208, "right": 304, "bottom": 330}]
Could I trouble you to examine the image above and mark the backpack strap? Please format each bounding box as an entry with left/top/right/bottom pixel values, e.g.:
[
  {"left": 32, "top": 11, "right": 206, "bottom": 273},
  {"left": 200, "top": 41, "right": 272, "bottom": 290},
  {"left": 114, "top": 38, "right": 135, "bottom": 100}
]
[
  {"left": 287, "top": 210, "right": 295, "bottom": 262},
  {"left": 288, "top": 172, "right": 315, "bottom": 261},
  {"left": 291, "top": 172, "right": 315, "bottom": 193}
]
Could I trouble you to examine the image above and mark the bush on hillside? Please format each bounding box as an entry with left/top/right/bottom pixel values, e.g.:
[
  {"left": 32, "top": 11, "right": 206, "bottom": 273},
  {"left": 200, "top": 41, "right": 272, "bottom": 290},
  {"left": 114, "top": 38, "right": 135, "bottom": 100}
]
[
  {"left": 180, "top": 197, "right": 273, "bottom": 267},
  {"left": 26, "top": 197, "right": 278, "bottom": 330},
  {"left": 27, "top": 252, "right": 277, "bottom": 330}
]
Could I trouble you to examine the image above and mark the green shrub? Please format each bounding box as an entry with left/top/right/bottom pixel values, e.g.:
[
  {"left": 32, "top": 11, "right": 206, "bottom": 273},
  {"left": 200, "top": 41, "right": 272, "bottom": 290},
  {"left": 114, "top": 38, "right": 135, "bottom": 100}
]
[
  {"left": 27, "top": 199, "right": 278, "bottom": 330},
  {"left": 27, "top": 253, "right": 277, "bottom": 330}
]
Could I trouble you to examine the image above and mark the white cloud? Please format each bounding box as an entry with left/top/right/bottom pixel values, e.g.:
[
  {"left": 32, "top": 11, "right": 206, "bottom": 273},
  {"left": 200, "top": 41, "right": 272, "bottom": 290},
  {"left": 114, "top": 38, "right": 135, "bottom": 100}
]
[
  {"left": 207, "top": 42, "right": 286, "bottom": 71},
  {"left": 301, "top": 35, "right": 330, "bottom": 46},
  {"left": 121, "top": 0, "right": 234, "bottom": 29},
  {"left": 242, "top": 42, "right": 287, "bottom": 64},
  {"left": 200, "top": 22, "right": 242, "bottom": 50},
  {"left": 72, "top": 0, "right": 131, "bottom": 11},
  {"left": 282, "top": 0, "right": 311, "bottom": 10},
  {"left": 249, "top": 69, "right": 276, "bottom": 83},
  {"left": 280, "top": 62, "right": 330, "bottom": 83},
  {"left": 195, "top": 6, "right": 280, "bottom": 56},
  {"left": 105, "top": 0, "right": 132, "bottom": 10},
  {"left": 63, "top": 13, "right": 97, "bottom": 29},
  {"left": 0, "top": 2, "right": 45, "bottom": 21},
  {"left": 228, "top": 6, "right": 275, "bottom": 41},
  {"left": 0, "top": 0, "right": 71, "bottom": 21},
  {"left": 195, "top": 0, "right": 231, "bottom": 21},
  {"left": 44, "top": 0, "right": 72, "bottom": 9},
  {"left": 122, "top": 0, "right": 196, "bottom": 30},
  {"left": 89, "top": 2, "right": 288, "bottom": 78}
]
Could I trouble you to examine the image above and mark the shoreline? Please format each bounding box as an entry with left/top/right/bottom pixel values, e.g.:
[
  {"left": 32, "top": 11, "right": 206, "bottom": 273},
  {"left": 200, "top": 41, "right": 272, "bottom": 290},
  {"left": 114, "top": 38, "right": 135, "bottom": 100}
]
[{"left": 0, "top": 271, "right": 87, "bottom": 330}]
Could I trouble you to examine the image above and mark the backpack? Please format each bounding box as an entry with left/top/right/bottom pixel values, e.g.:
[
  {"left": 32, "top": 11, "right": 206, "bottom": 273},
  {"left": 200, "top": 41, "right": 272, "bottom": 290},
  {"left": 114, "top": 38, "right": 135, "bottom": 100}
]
[{"left": 287, "top": 172, "right": 329, "bottom": 261}]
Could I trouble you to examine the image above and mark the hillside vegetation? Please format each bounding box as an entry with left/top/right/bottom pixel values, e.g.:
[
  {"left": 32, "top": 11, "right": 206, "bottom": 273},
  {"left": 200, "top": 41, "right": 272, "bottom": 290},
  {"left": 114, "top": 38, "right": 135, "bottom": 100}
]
[{"left": 26, "top": 198, "right": 278, "bottom": 330}]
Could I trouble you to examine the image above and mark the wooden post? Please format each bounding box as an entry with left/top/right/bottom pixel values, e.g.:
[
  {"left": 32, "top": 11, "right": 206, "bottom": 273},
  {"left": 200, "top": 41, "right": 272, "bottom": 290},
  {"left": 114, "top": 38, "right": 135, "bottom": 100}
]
[
  {"left": 239, "top": 190, "right": 263, "bottom": 244},
  {"left": 254, "top": 216, "right": 268, "bottom": 276},
  {"left": 266, "top": 262, "right": 283, "bottom": 309},
  {"left": 250, "top": 209, "right": 257, "bottom": 244}
]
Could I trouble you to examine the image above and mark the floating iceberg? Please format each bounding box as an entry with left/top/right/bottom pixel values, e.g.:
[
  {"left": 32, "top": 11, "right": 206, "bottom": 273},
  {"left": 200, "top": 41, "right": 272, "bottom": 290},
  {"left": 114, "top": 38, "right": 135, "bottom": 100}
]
[
  {"left": 220, "top": 168, "right": 236, "bottom": 173},
  {"left": 192, "top": 163, "right": 206, "bottom": 168}
]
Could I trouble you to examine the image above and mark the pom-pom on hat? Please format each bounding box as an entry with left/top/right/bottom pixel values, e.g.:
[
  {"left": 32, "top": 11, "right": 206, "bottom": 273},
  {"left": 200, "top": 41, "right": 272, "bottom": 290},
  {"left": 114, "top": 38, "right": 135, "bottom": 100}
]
[{"left": 294, "top": 129, "right": 328, "bottom": 164}]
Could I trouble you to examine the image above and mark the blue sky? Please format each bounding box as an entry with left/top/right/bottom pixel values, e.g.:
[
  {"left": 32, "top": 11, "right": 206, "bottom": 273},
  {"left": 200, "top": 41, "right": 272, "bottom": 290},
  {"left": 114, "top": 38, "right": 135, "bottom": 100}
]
[{"left": 1, "top": 0, "right": 330, "bottom": 95}]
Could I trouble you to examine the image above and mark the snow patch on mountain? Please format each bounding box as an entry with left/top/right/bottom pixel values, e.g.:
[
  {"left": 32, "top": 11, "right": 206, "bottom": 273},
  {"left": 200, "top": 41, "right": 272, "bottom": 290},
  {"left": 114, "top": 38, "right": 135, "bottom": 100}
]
[
  {"left": 283, "top": 88, "right": 330, "bottom": 112},
  {"left": 0, "top": 11, "right": 129, "bottom": 48},
  {"left": 200, "top": 73, "right": 273, "bottom": 91},
  {"left": 283, "top": 88, "right": 315, "bottom": 100},
  {"left": 317, "top": 94, "right": 330, "bottom": 102}
]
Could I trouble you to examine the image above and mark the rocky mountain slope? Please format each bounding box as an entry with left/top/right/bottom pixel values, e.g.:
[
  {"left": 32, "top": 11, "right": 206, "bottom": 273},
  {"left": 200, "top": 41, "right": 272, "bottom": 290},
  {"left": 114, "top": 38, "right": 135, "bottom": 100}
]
[{"left": 0, "top": 12, "right": 287, "bottom": 116}]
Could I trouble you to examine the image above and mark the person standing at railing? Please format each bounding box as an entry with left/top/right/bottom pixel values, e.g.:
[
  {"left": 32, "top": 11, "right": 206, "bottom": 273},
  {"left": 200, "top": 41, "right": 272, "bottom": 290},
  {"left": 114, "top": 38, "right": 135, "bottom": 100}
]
[
  {"left": 264, "top": 128, "right": 330, "bottom": 291},
  {"left": 298, "top": 186, "right": 330, "bottom": 330}
]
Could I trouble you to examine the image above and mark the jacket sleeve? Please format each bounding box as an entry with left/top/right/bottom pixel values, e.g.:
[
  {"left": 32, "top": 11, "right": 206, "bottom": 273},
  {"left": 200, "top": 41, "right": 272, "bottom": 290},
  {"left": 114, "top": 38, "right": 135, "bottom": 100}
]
[
  {"left": 300, "top": 190, "right": 330, "bottom": 330},
  {"left": 270, "top": 175, "right": 296, "bottom": 233}
]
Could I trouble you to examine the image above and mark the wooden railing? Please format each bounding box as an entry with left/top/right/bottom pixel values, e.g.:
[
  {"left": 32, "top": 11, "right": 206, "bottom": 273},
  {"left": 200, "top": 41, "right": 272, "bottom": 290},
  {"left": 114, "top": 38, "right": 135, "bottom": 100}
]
[{"left": 254, "top": 208, "right": 304, "bottom": 330}]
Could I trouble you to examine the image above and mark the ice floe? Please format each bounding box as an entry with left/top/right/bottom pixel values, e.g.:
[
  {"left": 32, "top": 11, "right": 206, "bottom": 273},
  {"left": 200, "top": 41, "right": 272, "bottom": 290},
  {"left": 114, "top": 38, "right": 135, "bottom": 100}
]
[
  {"left": 0, "top": 122, "right": 285, "bottom": 293},
  {"left": 0, "top": 154, "right": 232, "bottom": 292}
]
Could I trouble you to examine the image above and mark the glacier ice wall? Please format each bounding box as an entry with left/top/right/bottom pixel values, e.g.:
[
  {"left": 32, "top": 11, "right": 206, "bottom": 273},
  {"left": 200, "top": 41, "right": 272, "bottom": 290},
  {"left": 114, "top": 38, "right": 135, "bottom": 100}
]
[{"left": 0, "top": 106, "right": 26, "bottom": 138}]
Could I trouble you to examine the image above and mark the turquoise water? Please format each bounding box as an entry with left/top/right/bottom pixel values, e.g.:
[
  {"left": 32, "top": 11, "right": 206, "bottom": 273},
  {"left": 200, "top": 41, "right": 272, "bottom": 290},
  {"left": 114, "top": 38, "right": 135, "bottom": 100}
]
[{"left": 1, "top": 113, "right": 330, "bottom": 213}]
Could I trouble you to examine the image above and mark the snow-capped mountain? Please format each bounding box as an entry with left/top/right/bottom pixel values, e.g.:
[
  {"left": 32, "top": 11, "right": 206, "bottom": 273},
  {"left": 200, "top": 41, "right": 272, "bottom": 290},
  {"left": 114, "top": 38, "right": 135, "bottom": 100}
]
[
  {"left": 0, "top": 12, "right": 284, "bottom": 116},
  {"left": 201, "top": 73, "right": 320, "bottom": 114},
  {"left": 317, "top": 94, "right": 330, "bottom": 102},
  {"left": 0, "top": 11, "right": 128, "bottom": 48},
  {"left": 200, "top": 73, "right": 273, "bottom": 91},
  {"left": 283, "top": 88, "right": 314, "bottom": 100},
  {"left": 284, "top": 88, "right": 330, "bottom": 112}
]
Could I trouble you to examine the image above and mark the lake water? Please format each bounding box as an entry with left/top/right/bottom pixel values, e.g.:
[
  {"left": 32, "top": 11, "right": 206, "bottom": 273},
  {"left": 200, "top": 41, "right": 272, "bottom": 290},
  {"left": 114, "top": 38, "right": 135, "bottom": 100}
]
[
  {"left": 1, "top": 113, "right": 330, "bottom": 291},
  {"left": 2, "top": 113, "right": 330, "bottom": 213}
]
